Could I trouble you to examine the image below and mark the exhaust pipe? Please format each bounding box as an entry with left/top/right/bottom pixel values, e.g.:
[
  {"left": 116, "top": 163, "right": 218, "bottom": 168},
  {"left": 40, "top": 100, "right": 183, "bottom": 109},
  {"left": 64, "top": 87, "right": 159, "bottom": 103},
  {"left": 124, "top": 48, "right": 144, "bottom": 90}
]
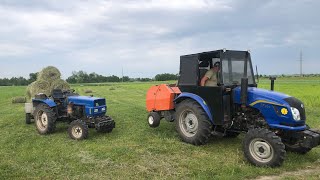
[
  {"left": 269, "top": 77, "right": 277, "bottom": 91},
  {"left": 240, "top": 78, "right": 248, "bottom": 108}
]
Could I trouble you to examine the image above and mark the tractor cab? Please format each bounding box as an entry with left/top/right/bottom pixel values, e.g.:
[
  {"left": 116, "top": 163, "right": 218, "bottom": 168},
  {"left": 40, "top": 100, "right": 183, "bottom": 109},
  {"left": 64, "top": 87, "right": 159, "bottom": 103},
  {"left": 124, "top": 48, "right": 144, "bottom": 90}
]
[{"left": 177, "top": 49, "right": 255, "bottom": 125}]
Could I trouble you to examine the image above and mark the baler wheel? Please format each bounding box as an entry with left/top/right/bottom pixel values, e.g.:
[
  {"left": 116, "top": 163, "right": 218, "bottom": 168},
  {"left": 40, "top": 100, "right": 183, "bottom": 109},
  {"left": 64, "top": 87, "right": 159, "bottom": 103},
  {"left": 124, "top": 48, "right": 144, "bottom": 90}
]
[{"left": 147, "top": 112, "right": 161, "bottom": 128}]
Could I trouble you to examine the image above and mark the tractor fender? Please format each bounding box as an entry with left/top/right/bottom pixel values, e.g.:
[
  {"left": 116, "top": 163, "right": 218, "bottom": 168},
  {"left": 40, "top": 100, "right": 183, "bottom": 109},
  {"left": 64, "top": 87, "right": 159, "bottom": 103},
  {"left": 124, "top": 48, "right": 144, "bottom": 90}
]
[
  {"left": 174, "top": 92, "right": 213, "bottom": 123},
  {"left": 32, "top": 99, "right": 56, "bottom": 108}
]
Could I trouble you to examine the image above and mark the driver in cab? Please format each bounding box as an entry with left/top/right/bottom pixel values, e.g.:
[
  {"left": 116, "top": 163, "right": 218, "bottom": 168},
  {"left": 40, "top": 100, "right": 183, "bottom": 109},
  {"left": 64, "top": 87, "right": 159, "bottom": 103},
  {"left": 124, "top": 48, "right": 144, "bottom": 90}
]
[{"left": 200, "top": 61, "right": 220, "bottom": 87}]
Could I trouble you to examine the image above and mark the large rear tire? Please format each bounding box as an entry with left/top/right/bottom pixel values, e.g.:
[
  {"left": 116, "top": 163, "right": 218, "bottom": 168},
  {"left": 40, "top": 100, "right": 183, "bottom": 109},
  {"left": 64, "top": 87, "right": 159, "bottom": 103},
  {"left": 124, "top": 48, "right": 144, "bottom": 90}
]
[
  {"left": 175, "top": 99, "right": 212, "bottom": 145},
  {"left": 34, "top": 104, "right": 56, "bottom": 134},
  {"left": 243, "top": 128, "right": 286, "bottom": 167}
]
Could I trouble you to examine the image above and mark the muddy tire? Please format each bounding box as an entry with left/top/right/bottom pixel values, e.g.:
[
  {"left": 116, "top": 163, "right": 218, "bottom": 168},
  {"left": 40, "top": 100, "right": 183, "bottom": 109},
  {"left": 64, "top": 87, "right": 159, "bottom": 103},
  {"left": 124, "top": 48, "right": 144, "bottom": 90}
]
[
  {"left": 147, "top": 112, "right": 161, "bottom": 128},
  {"left": 243, "top": 128, "right": 286, "bottom": 167},
  {"left": 68, "top": 120, "right": 88, "bottom": 140},
  {"left": 175, "top": 99, "right": 212, "bottom": 145},
  {"left": 34, "top": 104, "right": 56, "bottom": 134}
]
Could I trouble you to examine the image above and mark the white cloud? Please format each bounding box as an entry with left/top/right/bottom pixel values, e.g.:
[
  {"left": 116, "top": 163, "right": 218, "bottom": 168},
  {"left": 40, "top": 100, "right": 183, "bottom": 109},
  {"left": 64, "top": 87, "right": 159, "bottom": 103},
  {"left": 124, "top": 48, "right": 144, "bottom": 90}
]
[{"left": 0, "top": 0, "right": 319, "bottom": 78}]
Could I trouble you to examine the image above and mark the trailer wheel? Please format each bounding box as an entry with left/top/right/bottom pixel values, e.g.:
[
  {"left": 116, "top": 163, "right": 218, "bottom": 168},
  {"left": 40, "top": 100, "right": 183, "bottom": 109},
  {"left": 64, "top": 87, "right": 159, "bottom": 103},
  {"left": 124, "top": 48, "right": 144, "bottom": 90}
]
[
  {"left": 243, "top": 128, "right": 286, "bottom": 167},
  {"left": 285, "top": 143, "right": 311, "bottom": 154},
  {"left": 34, "top": 104, "right": 56, "bottom": 134},
  {"left": 26, "top": 113, "right": 32, "bottom": 124},
  {"left": 68, "top": 120, "right": 88, "bottom": 140},
  {"left": 175, "top": 99, "right": 212, "bottom": 145},
  {"left": 147, "top": 112, "right": 161, "bottom": 128}
]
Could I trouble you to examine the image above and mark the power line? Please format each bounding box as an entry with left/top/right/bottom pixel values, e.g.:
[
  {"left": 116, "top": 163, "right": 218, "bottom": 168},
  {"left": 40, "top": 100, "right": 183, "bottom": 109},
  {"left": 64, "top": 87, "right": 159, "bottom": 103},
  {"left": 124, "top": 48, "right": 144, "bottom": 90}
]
[{"left": 300, "top": 50, "right": 303, "bottom": 77}]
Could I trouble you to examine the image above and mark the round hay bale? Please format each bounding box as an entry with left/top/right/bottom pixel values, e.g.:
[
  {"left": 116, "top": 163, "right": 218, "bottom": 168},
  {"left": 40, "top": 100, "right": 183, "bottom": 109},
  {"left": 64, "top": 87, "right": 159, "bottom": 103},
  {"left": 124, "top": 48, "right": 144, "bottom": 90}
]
[
  {"left": 29, "top": 80, "right": 51, "bottom": 97},
  {"left": 84, "top": 89, "right": 93, "bottom": 93},
  {"left": 37, "top": 66, "right": 61, "bottom": 82},
  {"left": 26, "top": 83, "right": 33, "bottom": 99},
  {"left": 12, "top": 97, "right": 26, "bottom": 104},
  {"left": 50, "top": 79, "right": 70, "bottom": 93}
]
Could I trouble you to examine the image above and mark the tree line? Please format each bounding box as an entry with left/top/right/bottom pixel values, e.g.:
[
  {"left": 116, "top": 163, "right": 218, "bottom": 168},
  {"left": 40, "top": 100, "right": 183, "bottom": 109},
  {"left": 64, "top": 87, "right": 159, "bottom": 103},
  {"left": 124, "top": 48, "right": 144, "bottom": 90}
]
[
  {"left": 0, "top": 73, "right": 37, "bottom": 86},
  {"left": 0, "top": 71, "right": 179, "bottom": 86}
]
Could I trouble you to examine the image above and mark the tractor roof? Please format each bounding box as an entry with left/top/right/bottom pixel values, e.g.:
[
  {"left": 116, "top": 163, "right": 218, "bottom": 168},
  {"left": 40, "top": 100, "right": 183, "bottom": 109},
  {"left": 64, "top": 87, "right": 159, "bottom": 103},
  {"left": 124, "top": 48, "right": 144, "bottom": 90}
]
[{"left": 180, "top": 49, "right": 249, "bottom": 60}]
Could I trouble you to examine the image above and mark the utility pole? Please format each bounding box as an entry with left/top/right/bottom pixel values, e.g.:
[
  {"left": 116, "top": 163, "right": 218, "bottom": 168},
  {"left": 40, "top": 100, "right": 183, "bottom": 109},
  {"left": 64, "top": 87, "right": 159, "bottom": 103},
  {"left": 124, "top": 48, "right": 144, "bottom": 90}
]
[
  {"left": 121, "top": 66, "right": 124, "bottom": 82},
  {"left": 300, "top": 50, "right": 303, "bottom": 77}
]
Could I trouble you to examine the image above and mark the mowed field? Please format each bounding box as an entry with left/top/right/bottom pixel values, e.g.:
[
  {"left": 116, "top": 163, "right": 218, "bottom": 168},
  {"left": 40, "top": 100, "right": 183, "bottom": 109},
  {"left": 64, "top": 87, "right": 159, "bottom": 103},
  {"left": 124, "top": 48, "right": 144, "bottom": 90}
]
[{"left": 1, "top": 78, "right": 320, "bottom": 179}]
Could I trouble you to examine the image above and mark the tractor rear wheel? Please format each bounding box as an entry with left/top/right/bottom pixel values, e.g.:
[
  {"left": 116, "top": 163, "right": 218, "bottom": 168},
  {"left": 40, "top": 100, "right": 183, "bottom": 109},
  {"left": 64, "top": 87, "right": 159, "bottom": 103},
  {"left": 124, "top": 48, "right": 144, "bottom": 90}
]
[
  {"left": 68, "top": 120, "right": 89, "bottom": 140},
  {"left": 243, "top": 128, "right": 286, "bottom": 167},
  {"left": 147, "top": 112, "right": 161, "bottom": 128},
  {"left": 175, "top": 99, "right": 212, "bottom": 145},
  {"left": 34, "top": 104, "right": 56, "bottom": 134}
]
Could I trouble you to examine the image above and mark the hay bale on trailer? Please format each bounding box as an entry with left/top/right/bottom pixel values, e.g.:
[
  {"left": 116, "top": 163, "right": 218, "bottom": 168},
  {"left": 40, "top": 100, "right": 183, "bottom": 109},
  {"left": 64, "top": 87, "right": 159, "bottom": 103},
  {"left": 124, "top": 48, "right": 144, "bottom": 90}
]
[
  {"left": 26, "top": 66, "right": 70, "bottom": 99},
  {"left": 26, "top": 83, "right": 33, "bottom": 99},
  {"left": 29, "top": 80, "right": 51, "bottom": 97},
  {"left": 50, "top": 79, "right": 70, "bottom": 93},
  {"left": 37, "top": 66, "right": 61, "bottom": 82}
]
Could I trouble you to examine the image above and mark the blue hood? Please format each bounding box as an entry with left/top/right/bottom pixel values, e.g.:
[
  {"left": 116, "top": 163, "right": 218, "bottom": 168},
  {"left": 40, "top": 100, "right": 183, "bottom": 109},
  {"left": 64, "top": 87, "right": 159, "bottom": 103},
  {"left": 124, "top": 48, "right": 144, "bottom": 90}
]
[
  {"left": 234, "top": 87, "right": 290, "bottom": 106},
  {"left": 234, "top": 87, "right": 306, "bottom": 131},
  {"left": 67, "top": 96, "right": 105, "bottom": 107}
]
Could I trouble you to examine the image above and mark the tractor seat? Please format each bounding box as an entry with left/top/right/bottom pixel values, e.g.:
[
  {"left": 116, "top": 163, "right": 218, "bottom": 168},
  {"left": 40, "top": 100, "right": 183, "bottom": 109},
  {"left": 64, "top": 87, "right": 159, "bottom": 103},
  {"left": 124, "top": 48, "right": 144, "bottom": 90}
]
[{"left": 51, "top": 89, "right": 64, "bottom": 99}]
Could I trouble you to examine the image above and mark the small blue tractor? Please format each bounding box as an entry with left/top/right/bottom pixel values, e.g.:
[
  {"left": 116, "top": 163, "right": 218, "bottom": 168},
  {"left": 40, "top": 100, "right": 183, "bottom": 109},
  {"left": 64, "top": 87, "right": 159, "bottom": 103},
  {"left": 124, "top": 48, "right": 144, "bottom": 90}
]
[
  {"left": 146, "top": 49, "right": 320, "bottom": 167},
  {"left": 25, "top": 89, "right": 115, "bottom": 140}
]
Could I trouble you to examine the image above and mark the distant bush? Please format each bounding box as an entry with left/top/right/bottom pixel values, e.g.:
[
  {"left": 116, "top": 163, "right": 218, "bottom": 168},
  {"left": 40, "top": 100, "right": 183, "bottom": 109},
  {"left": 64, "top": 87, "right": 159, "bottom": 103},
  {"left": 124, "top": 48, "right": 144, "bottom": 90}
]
[{"left": 155, "top": 73, "right": 178, "bottom": 81}]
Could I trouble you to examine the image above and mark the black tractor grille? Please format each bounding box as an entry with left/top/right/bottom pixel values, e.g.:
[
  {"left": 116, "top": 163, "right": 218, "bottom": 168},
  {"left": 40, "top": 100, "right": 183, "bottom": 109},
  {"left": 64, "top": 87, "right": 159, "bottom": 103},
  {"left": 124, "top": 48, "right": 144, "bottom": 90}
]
[{"left": 284, "top": 97, "right": 306, "bottom": 120}]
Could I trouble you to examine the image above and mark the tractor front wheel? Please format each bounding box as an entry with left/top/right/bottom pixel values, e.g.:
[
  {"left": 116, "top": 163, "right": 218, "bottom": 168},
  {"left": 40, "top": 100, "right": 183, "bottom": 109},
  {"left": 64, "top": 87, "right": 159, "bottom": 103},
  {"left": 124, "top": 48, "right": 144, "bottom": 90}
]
[
  {"left": 243, "top": 128, "right": 286, "bottom": 167},
  {"left": 147, "top": 112, "right": 161, "bottom": 128},
  {"left": 34, "top": 104, "right": 56, "bottom": 134},
  {"left": 175, "top": 99, "right": 212, "bottom": 145},
  {"left": 68, "top": 120, "right": 89, "bottom": 140}
]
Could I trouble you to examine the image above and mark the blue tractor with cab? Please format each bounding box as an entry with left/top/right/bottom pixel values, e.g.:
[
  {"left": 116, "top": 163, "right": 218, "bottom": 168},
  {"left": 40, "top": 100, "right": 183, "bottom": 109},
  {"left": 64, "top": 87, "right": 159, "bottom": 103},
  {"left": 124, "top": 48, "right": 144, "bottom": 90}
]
[
  {"left": 25, "top": 89, "right": 115, "bottom": 140},
  {"left": 146, "top": 49, "right": 320, "bottom": 167}
]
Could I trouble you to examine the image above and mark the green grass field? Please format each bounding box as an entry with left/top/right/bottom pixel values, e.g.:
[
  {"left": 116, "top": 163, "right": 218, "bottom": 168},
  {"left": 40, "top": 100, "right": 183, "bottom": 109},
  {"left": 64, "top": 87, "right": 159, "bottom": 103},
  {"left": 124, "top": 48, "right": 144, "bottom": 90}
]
[{"left": 1, "top": 78, "right": 320, "bottom": 179}]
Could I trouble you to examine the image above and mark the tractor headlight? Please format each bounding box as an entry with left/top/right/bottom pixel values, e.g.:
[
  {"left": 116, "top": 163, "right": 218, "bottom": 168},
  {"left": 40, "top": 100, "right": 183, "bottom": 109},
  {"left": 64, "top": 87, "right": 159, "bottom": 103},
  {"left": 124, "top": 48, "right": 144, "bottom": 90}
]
[
  {"left": 94, "top": 108, "right": 99, "bottom": 113},
  {"left": 290, "top": 107, "right": 300, "bottom": 121},
  {"left": 102, "top": 107, "right": 106, "bottom": 112}
]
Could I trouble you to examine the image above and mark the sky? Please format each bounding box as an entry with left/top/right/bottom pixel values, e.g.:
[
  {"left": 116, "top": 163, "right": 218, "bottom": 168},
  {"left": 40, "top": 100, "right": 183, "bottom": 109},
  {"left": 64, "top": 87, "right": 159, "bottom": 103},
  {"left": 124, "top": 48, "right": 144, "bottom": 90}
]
[{"left": 0, "top": 0, "right": 319, "bottom": 79}]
